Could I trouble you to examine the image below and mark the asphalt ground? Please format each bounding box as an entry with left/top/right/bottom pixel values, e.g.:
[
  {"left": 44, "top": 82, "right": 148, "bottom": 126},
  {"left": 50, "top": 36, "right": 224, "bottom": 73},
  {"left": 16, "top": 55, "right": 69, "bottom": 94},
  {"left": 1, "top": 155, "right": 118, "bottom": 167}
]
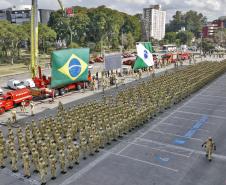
[
  {"left": 57, "top": 69, "right": 226, "bottom": 185},
  {"left": 0, "top": 58, "right": 226, "bottom": 185}
]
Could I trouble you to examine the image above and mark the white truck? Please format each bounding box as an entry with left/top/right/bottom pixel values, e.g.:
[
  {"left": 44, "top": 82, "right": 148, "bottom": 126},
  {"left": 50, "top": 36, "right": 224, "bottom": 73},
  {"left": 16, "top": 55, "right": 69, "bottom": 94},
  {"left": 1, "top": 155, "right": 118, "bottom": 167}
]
[
  {"left": 7, "top": 79, "right": 26, "bottom": 90},
  {"left": 23, "top": 79, "right": 36, "bottom": 88}
]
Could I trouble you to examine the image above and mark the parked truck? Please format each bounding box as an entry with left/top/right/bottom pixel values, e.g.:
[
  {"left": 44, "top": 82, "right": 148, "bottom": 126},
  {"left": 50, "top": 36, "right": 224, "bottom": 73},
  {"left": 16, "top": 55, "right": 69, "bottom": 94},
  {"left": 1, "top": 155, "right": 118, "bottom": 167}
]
[
  {"left": 31, "top": 48, "right": 90, "bottom": 98},
  {"left": 0, "top": 88, "right": 32, "bottom": 114}
]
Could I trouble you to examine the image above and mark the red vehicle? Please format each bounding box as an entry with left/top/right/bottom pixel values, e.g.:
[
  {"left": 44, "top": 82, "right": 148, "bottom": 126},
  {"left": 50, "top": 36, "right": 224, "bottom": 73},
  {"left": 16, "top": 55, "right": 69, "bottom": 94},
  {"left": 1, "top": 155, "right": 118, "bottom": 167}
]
[
  {"left": 179, "top": 52, "right": 190, "bottom": 60},
  {"left": 123, "top": 59, "right": 135, "bottom": 66},
  {"left": 94, "top": 57, "right": 104, "bottom": 63},
  {"left": 33, "top": 66, "right": 87, "bottom": 98},
  {"left": 0, "top": 88, "right": 32, "bottom": 114},
  {"left": 162, "top": 53, "right": 174, "bottom": 63}
]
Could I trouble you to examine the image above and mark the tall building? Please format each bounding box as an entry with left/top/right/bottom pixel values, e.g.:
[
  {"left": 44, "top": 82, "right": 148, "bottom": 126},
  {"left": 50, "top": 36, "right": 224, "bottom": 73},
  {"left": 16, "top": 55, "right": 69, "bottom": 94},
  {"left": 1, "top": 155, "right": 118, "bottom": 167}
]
[
  {"left": 202, "top": 19, "right": 224, "bottom": 38},
  {"left": 0, "top": 9, "right": 10, "bottom": 21},
  {"left": 11, "top": 5, "right": 31, "bottom": 24},
  {"left": 0, "top": 5, "right": 54, "bottom": 24},
  {"left": 143, "top": 5, "right": 166, "bottom": 41}
]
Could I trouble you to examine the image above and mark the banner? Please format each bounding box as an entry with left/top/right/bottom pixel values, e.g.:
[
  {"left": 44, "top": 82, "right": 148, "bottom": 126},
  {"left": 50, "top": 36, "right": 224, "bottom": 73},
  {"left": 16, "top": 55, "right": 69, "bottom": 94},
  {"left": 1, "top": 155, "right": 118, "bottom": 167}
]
[
  {"left": 51, "top": 48, "right": 90, "bottom": 88},
  {"left": 104, "top": 53, "right": 122, "bottom": 71}
]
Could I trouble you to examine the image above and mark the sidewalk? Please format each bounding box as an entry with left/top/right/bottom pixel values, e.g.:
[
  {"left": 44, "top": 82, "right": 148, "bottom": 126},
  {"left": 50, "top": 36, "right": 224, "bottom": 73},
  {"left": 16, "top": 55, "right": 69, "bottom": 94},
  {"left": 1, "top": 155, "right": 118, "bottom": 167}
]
[{"left": 0, "top": 56, "right": 225, "bottom": 126}]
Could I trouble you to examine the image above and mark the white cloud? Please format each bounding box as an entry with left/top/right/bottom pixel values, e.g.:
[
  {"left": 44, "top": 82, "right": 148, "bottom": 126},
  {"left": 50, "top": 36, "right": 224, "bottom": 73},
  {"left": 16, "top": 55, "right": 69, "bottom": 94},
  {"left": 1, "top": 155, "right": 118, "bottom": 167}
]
[
  {"left": 0, "top": 0, "right": 225, "bottom": 22},
  {"left": 0, "top": 0, "right": 12, "bottom": 9}
]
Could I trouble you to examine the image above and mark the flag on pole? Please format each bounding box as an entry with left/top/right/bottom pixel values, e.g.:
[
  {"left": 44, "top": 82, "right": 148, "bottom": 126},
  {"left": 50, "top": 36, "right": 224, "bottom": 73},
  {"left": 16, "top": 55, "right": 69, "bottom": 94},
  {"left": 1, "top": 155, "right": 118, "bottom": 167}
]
[{"left": 133, "top": 42, "right": 154, "bottom": 70}]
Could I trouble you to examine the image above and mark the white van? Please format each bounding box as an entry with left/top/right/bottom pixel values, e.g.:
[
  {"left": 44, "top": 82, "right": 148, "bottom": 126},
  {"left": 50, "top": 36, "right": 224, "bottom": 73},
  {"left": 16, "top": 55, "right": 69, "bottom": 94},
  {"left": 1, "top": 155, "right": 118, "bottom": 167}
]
[{"left": 7, "top": 79, "right": 26, "bottom": 90}]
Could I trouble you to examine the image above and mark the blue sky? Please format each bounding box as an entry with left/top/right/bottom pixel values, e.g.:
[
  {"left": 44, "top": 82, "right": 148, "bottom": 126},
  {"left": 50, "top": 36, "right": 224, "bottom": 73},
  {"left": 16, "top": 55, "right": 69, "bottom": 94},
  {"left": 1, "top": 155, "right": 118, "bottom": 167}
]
[{"left": 0, "top": 0, "right": 225, "bottom": 22}]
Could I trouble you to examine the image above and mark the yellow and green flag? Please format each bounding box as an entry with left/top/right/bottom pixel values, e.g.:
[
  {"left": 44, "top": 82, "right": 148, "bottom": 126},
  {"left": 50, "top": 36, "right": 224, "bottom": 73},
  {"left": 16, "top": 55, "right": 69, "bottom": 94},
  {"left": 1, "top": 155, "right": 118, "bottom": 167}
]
[{"left": 51, "top": 48, "right": 90, "bottom": 88}]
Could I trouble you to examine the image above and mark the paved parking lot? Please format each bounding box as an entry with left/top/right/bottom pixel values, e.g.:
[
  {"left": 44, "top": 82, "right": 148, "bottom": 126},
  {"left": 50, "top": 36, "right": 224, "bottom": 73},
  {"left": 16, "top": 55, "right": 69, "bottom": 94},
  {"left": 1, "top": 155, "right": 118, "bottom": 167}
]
[{"left": 57, "top": 72, "right": 226, "bottom": 185}]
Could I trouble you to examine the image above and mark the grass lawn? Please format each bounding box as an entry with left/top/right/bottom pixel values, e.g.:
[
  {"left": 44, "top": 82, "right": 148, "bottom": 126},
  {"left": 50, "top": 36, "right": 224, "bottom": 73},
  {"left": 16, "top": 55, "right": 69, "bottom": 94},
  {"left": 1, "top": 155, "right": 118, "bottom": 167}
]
[
  {"left": 0, "top": 63, "right": 29, "bottom": 76},
  {"left": 0, "top": 53, "right": 50, "bottom": 77}
]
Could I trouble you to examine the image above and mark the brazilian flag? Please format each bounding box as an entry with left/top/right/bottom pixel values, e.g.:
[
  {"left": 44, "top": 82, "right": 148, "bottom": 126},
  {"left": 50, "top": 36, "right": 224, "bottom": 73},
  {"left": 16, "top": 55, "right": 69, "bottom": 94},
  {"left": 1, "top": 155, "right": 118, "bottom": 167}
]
[{"left": 51, "top": 48, "right": 90, "bottom": 88}]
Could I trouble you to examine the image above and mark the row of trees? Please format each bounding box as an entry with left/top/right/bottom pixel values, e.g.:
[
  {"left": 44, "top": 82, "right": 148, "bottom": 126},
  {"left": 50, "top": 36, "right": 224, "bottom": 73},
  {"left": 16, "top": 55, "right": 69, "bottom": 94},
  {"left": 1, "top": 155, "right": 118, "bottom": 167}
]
[
  {"left": 1, "top": 6, "right": 225, "bottom": 64},
  {"left": 201, "top": 29, "right": 226, "bottom": 54},
  {"left": 0, "top": 5, "right": 142, "bottom": 64},
  {"left": 164, "top": 31, "right": 194, "bottom": 46},
  {"left": 0, "top": 21, "right": 56, "bottom": 64},
  {"left": 166, "top": 10, "right": 207, "bottom": 38},
  {"left": 48, "top": 5, "right": 142, "bottom": 51},
  {"left": 162, "top": 10, "right": 207, "bottom": 47}
]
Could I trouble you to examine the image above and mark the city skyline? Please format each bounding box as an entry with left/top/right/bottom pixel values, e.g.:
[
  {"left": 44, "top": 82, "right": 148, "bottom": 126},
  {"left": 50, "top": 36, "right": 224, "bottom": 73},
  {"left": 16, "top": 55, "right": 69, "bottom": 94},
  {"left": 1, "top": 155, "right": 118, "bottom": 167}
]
[{"left": 0, "top": 0, "right": 225, "bottom": 22}]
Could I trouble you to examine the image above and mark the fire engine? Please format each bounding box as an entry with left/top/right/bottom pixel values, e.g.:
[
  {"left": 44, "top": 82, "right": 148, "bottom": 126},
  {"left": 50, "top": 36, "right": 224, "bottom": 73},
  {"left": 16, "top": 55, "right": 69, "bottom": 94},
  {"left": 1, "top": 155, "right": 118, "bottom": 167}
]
[{"left": 0, "top": 88, "right": 32, "bottom": 114}]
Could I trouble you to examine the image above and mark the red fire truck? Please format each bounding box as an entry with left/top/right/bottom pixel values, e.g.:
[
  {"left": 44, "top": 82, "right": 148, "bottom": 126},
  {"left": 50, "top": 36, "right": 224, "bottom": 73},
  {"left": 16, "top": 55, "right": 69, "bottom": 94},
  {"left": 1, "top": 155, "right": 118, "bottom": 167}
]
[{"left": 0, "top": 88, "right": 32, "bottom": 114}]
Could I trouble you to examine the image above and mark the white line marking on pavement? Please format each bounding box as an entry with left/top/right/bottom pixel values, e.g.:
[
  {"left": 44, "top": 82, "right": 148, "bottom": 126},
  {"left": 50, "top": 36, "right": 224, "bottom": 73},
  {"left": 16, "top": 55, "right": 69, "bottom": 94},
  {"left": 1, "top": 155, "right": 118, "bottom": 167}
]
[
  {"left": 60, "top": 152, "right": 111, "bottom": 185},
  {"left": 117, "top": 142, "right": 133, "bottom": 154},
  {"left": 138, "top": 138, "right": 226, "bottom": 161},
  {"left": 150, "top": 129, "right": 204, "bottom": 142},
  {"left": 117, "top": 82, "right": 211, "bottom": 158},
  {"left": 198, "top": 94, "right": 226, "bottom": 99},
  {"left": 113, "top": 152, "right": 179, "bottom": 173},
  {"left": 159, "top": 122, "right": 210, "bottom": 132},
  {"left": 60, "top": 70, "right": 225, "bottom": 185},
  {"left": 203, "top": 85, "right": 226, "bottom": 91},
  {"left": 168, "top": 116, "right": 197, "bottom": 122},
  {"left": 183, "top": 105, "right": 226, "bottom": 113},
  {"left": 190, "top": 97, "right": 226, "bottom": 104},
  {"left": 185, "top": 102, "right": 226, "bottom": 108},
  {"left": 176, "top": 110, "right": 226, "bottom": 120},
  {"left": 117, "top": 139, "right": 191, "bottom": 158}
]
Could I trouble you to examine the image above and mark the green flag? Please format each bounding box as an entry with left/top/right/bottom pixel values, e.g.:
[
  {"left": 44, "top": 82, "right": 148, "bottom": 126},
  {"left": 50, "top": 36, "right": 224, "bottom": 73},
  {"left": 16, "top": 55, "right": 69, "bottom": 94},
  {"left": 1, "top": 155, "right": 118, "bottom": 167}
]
[
  {"left": 133, "top": 42, "right": 154, "bottom": 70},
  {"left": 51, "top": 48, "right": 90, "bottom": 88}
]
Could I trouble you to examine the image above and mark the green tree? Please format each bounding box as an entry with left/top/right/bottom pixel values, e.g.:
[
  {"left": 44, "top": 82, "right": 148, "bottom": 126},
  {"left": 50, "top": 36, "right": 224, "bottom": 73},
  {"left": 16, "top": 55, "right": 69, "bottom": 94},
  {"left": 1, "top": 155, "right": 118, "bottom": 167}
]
[
  {"left": 39, "top": 23, "right": 57, "bottom": 53},
  {"left": 70, "top": 13, "right": 90, "bottom": 45},
  {"left": 166, "top": 10, "right": 206, "bottom": 37},
  {"left": 48, "top": 5, "right": 142, "bottom": 50},
  {"left": 48, "top": 10, "right": 71, "bottom": 45},
  {"left": 200, "top": 39, "right": 215, "bottom": 54},
  {"left": 68, "top": 42, "right": 80, "bottom": 48},
  {"left": 166, "top": 11, "right": 185, "bottom": 32},
  {"left": 214, "top": 29, "right": 226, "bottom": 46},
  {"left": 176, "top": 31, "right": 194, "bottom": 45},
  {"left": 164, "top": 32, "right": 177, "bottom": 44},
  {"left": 0, "top": 21, "right": 14, "bottom": 58},
  {"left": 123, "top": 32, "right": 135, "bottom": 49},
  {"left": 0, "top": 21, "right": 29, "bottom": 64}
]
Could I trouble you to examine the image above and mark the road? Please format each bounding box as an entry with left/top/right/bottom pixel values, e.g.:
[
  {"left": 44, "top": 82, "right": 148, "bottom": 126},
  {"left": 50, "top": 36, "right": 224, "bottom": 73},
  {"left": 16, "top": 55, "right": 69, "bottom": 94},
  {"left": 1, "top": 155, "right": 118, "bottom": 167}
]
[
  {"left": 0, "top": 57, "right": 133, "bottom": 91},
  {"left": 0, "top": 55, "right": 225, "bottom": 125}
]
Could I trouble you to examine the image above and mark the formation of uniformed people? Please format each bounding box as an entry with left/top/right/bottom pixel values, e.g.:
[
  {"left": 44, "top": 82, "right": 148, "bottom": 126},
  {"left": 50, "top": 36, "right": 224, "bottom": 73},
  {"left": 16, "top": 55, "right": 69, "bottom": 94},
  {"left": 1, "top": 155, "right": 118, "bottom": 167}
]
[{"left": 0, "top": 61, "right": 226, "bottom": 184}]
